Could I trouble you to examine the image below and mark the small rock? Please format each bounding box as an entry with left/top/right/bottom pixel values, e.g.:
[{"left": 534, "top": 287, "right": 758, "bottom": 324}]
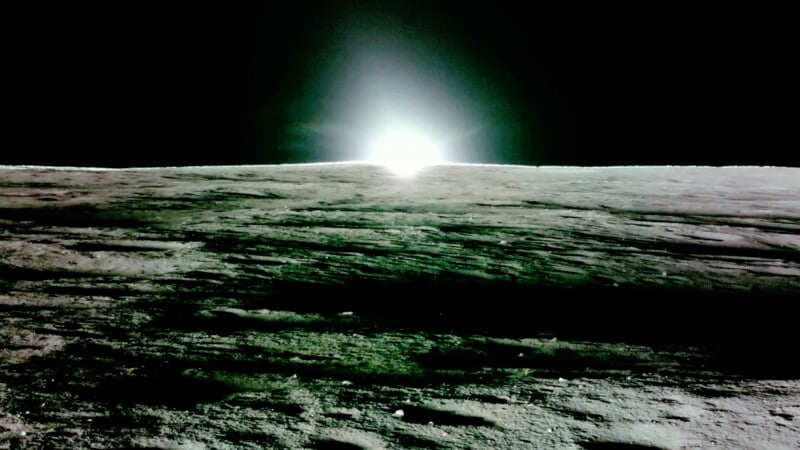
[
  {"left": 339, "top": 311, "right": 354, "bottom": 316},
  {"left": 558, "top": 377, "right": 567, "bottom": 382},
  {"left": 324, "top": 407, "right": 361, "bottom": 419},
  {"left": 341, "top": 380, "right": 353, "bottom": 386},
  {"left": 393, "top": 409, "right": 405, "bottom": 418},
  {"left": 518, "top": 352, "right": 525, "bottom": 357}
]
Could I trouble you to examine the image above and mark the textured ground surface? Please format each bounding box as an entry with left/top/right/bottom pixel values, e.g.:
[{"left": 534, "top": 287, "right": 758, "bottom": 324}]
[{"left": 1, "top": 164, "right": 799, "bottom": 449}]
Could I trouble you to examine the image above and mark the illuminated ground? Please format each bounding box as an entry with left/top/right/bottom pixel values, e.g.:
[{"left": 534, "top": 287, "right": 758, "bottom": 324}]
[{"left": 1, "top": 164, "right": 798, "bottom": 449}]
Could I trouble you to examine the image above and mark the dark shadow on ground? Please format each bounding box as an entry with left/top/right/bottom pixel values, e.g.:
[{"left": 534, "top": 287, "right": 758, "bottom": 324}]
[
  {"left": 579, "top": 443, "right": 669, "bottom": 450},
  {"left": 391, "top": 404, "right": 496, "bottom": 426},
  {"left": 311, "top": 439, "right": 368, "bottom": 450},
  {"left": 0, "top": 205, "right": 153, "bottom": 229},
  {"left": 207, "top": 280, "right": 797, "bottom": 343},
  {"left": 417, "top": 340, "right": 656, "bottom": 379},
  {"left": 157, "top": 276, "right": 797, "bottom": 339},
  {"left": 143, "top": 277, "right": 800, "bottom": 379}
]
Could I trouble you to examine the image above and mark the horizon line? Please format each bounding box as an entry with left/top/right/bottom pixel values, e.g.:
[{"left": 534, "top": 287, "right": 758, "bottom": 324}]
[{"left": 0, "top": 161, "right": 794, "bottom": 171}]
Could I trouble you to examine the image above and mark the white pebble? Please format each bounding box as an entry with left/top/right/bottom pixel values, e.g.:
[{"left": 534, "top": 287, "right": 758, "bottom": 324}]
[{"left": 393, "top": 409, "right": 405, "bottom": 418}]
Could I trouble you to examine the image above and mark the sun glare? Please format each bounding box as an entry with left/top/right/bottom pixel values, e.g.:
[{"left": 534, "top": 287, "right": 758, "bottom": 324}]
[{"left": 365, "top": 127, "right": 444, "bottom": 177}]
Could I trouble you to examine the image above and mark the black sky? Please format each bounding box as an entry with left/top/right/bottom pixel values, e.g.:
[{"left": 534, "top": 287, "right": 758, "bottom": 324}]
[{"left": 4, "top": 2, "right": 796, "bottom": 167}]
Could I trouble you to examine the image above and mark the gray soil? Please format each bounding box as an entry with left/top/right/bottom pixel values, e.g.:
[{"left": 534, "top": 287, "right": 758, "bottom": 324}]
[{"left": 1, "top": 164, "right": 798, "bottom": 449}]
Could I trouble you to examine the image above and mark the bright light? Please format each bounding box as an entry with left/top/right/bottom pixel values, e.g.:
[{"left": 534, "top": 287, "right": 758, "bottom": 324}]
[
  {"left": 365, "top": 127, "right": 445, "bottom": 177},
  {"left": 291, "top": 18, "right": 493, "bottom": 166}
]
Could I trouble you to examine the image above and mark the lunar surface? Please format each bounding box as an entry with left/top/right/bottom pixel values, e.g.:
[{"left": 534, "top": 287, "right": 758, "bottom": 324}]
[{"left": 1, "top": 163, "right": 798, "bottom": 449}]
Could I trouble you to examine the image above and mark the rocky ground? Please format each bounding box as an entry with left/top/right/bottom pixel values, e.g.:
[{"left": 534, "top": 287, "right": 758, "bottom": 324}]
[{"left": 1, "top": 164, "right": 798, "bottom": 449}]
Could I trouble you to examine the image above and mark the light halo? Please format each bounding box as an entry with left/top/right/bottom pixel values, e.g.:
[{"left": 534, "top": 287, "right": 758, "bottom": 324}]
[{"left": 364, "top": 125, "right": 445, "bottom": 177}]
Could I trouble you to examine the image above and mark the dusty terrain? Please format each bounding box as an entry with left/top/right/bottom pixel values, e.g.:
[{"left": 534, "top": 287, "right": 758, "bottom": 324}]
[{"left": 1, "top": 164, "right": 798, "bottom": 449}]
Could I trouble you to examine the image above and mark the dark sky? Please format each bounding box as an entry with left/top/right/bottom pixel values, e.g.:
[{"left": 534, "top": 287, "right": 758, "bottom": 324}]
[{"left": 4, "top": 2, "right": 796, "bottom": 167}]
